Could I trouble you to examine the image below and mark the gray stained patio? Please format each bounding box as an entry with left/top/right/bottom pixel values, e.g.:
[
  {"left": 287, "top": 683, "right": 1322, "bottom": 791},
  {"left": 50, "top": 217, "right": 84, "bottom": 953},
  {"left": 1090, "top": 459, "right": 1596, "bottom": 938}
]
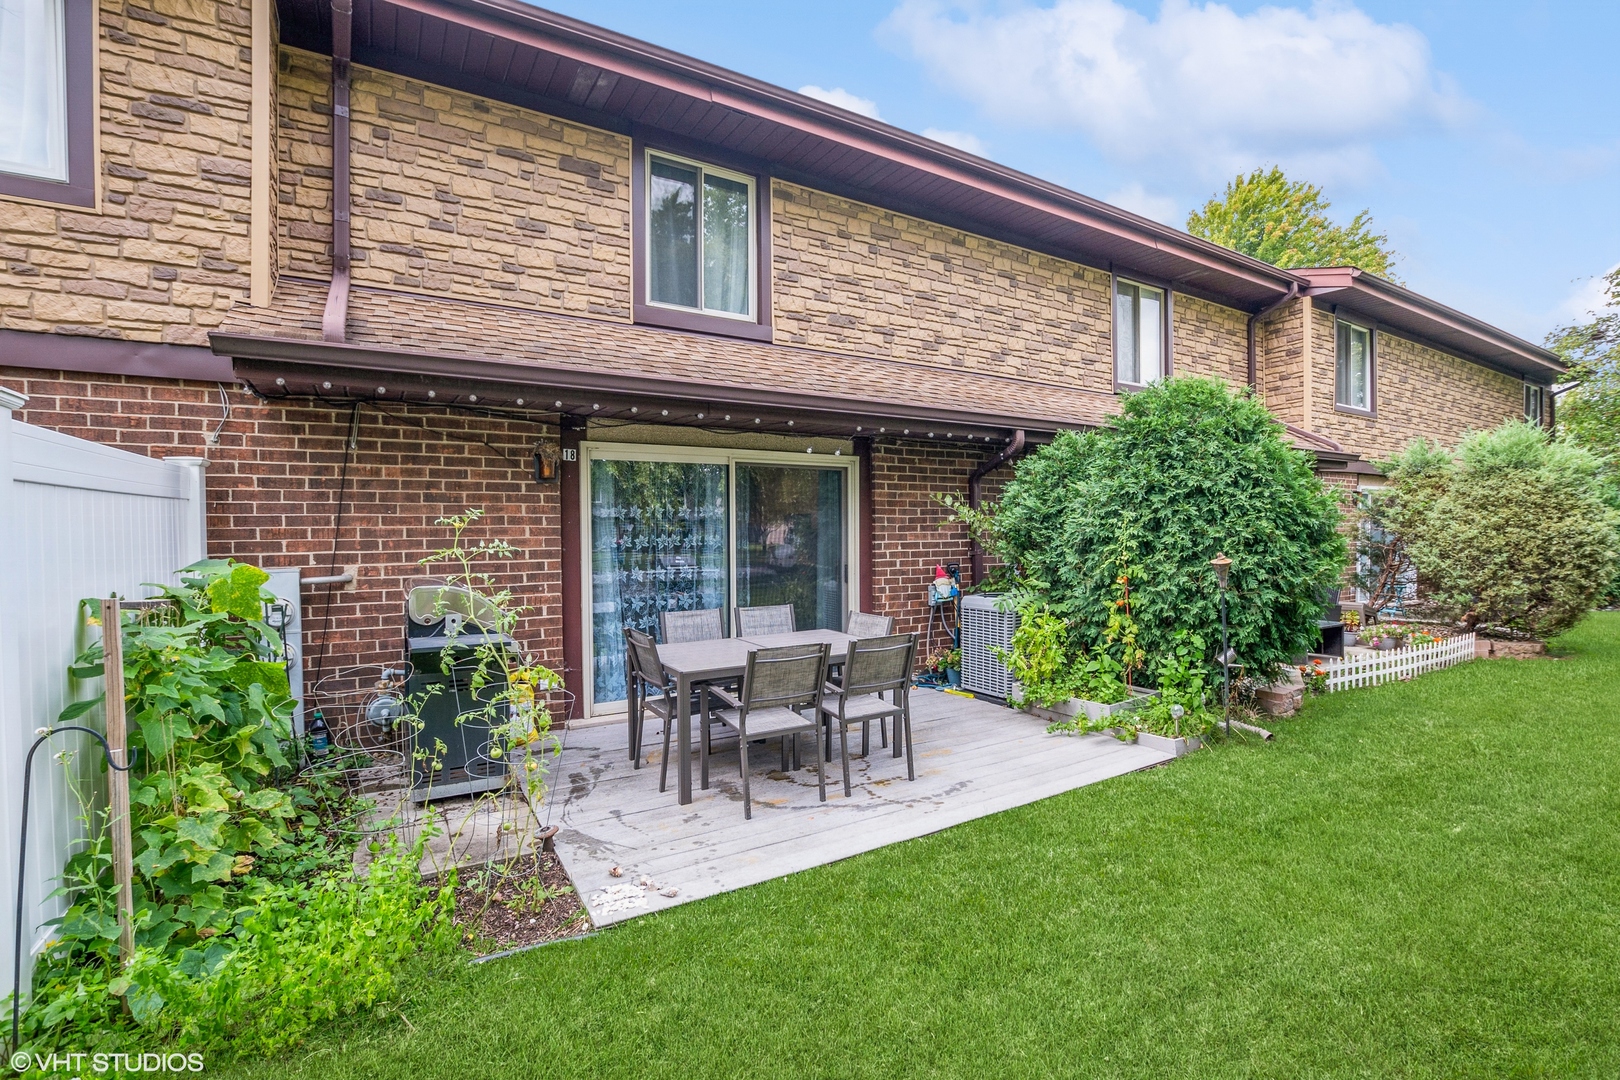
[{"left": 546, "top": 690, "right": 1173, "bottom": 926}]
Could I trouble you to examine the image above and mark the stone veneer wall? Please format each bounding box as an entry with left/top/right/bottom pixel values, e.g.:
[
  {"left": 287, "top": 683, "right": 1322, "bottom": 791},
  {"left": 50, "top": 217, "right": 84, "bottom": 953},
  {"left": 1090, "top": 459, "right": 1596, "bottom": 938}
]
[
  {"left": 1257, "top": 298, "right": 1307, "bottom": 427},
  {"left": 1172, "top": 294, "right": 1249, "bottom": 386},
  {"left": 0, "top": 0, "right": 256, "bottom": 345},
  {"left": 1308, "top": 305, "right": 1525, "bottom": 460},
  {"left": 0, "top": 368, "right": 566, "bottom": 729},
  {"left": 276, "top": 47, "right": 631, "bottom": 318},
  {"left": 771, "top": 181, "right": 1116, "bottom": 387}
]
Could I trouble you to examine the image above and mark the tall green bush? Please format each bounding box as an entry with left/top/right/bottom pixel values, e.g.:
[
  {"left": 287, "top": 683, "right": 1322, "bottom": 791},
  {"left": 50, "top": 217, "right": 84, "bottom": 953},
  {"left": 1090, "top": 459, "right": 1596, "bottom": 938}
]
[
  {"left": 1381, "top": 420, "right": 1619, "bottom": 637},
  {"left": 971, "top": 377, "right": 1347, "bottom": 680}
]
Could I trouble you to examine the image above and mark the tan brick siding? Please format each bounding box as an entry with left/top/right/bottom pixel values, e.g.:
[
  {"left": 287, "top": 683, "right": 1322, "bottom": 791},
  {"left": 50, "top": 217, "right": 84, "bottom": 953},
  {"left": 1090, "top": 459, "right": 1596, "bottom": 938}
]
[
  {"left": 771, "top": 181, "right": 1115, "bottom": 387},
  {"left": 1, "top": 367, "right": 566, "bottom": 727},
  {"left": 1257, "top": 298, "right": 1307, "bottom": 426},
  {"left": 1308, "top": 305, "right": 1525, "bottom": 461},
  {"left": 1172, "top": 294, "right": 1248, "bottom": 386},
  {"left": 276, "top": 47, "right": 631, "bottom": 319},
  {"left": 0, "top": 0, "right": 256, "bottom": 345}
]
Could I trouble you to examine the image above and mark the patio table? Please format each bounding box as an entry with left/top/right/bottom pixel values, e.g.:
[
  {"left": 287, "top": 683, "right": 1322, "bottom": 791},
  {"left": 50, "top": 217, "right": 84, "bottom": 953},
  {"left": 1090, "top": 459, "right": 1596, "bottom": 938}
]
[{"left": 658, "top": 629, "right": 857, "bottom": 805}]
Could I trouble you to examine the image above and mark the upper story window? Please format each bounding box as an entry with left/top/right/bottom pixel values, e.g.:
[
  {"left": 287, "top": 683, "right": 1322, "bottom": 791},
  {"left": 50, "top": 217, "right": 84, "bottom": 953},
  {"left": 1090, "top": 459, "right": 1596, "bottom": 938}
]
[
  {"left": 1114, "top": 278, "right": 1165, "bottom": 388},
  {"left": 1524, "top": 382, "right": 1545, "bottom": 426},
  {"left": 0, "top": 0, "right": 67, "bottom": 181},
  {"left": 646, "top": 151, "right": 755, "bottom": 320},
  {"left": 1335, "top": 318, "right": 1375, "bottom": 414},
  {"left": 0, "top": 0, "right": 93, "bottom": 207}
]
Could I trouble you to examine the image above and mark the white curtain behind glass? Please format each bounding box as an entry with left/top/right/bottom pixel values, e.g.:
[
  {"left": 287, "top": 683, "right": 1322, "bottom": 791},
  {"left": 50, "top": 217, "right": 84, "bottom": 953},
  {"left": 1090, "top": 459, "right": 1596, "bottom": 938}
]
[
  {"left": 0, "top": 0, "right": 68, "bottom": 182},
  {"left": 702, "top": 173, "right": 751, "bottom": 315}
]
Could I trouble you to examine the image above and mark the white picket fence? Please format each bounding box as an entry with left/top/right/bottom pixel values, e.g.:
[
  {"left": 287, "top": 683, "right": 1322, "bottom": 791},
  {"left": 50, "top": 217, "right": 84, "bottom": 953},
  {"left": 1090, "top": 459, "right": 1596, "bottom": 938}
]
[
  {"left": 0, "top": 388, "right": 208, "bottom": 1005},
  {"left": 1322, "top": 633, "right": 1476, "bottom": 692}
]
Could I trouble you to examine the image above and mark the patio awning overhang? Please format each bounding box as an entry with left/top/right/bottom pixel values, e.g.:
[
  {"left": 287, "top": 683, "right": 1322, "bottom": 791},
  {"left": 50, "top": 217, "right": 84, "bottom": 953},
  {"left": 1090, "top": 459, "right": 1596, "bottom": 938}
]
[
  {"left": 211, "top": 277, "right": 1113, "bottom": 443},
  {"left": 1296, "top": 267, "right": 1566, "bottom": 382},
  {"left": 272, "top": 0, "right": 1306, "bottom": 312}
]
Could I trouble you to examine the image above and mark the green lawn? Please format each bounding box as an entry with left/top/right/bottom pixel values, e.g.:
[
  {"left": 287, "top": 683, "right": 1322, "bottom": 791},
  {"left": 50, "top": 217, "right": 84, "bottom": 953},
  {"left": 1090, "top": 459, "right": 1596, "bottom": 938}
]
[{"left": 225, "top": 615, "right": 1620, "bottom": 1079}]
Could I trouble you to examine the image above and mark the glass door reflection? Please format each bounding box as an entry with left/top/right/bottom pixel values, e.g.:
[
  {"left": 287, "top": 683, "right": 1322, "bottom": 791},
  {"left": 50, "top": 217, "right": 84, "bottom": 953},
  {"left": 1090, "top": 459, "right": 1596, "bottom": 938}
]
[{"left": 734, "top": 464, "right": 846, "bottom": 633}]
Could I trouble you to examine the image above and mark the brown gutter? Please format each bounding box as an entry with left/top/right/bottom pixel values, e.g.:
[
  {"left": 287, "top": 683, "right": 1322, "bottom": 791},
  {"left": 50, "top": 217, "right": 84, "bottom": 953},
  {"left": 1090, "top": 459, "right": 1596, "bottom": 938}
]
[
  {"left": 967, "top": 429, "right": 1027, "bottom": 586},
  {"left": 1246, "top": 282, "right": 1299, "bottom": 389},
  {"left": 321, "top": 0, "right": 353, "bottom": 343}
]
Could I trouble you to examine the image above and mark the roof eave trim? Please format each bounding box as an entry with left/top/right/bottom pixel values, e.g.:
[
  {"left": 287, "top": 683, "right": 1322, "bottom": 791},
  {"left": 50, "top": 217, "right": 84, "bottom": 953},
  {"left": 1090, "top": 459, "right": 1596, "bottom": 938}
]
[
  {"left": 209, "top": 330, "right": 1093, "bottom": 434},
  {"left": 372, "top": 0, "right": 1304, "bottom": 300}
]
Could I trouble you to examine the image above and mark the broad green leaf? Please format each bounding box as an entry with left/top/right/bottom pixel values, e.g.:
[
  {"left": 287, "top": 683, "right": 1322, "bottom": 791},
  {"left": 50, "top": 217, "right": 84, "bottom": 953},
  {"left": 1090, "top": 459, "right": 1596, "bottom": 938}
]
[{"left": 206, "top": 562, "right": 270, "bottom": 621}]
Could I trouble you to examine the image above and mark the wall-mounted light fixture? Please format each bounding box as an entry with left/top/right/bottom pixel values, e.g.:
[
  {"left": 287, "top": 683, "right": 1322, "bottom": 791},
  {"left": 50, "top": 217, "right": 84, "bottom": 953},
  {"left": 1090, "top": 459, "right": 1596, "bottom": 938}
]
[{"left": 533, "top": 441, "right": 562, "bottom": 483}]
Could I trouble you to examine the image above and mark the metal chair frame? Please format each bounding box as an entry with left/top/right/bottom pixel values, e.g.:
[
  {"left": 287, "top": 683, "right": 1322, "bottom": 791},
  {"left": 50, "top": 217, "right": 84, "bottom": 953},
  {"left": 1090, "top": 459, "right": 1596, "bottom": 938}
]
[
  {"left": 702, "top": 642, "right": 829, "bottom": 819},
  {"left": 734, "top": 604, "right": 796, "bottom": 637},
  {"left": 818, "top": 634, "right": 918, "bottom": 796},
  {"left": 660, "top": 607, "right": 725, "bottom": 644}
]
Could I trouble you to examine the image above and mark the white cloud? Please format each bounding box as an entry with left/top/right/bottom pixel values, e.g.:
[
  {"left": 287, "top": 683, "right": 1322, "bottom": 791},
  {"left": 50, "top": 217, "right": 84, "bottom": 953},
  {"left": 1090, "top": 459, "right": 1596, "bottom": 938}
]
[
  {"left": 1555, "top": 263, "right": 1620, "bottom": 323},
  {"left": 1104, "top": 182, "right": 1179, "bottom": 224},
  {"left": 922, "top": 127, "right": 986, "bottom": 154},
  {"left": 798, "top": 85, "right": 883, "bottom": 119},
  {"left": 883, "top": 0, "right": 1470, "bottom": 179}
]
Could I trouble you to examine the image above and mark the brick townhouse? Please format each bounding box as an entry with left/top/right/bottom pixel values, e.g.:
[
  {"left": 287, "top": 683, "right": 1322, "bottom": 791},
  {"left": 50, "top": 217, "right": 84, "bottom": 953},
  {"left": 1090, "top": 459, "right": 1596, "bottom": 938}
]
[{"left": 0, "top": 0, "right": 1565, "bottom": 720}]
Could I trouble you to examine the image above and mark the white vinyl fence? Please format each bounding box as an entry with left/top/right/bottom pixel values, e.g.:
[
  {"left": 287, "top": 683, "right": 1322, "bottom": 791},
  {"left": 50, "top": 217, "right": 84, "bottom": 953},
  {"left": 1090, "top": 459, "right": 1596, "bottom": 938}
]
[
  {"left": 0, "top": 388, "right": 207, "bottom": 1003},
  {"left": 1323, "top": 633, "right": 1476, "bottom": 692}
]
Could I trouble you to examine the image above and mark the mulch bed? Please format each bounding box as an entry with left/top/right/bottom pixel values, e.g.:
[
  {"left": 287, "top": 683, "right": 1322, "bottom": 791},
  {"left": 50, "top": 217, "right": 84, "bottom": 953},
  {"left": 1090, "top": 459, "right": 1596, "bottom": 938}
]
[{"left": 442, "top": 850, "right": 591, "bottom": 957}]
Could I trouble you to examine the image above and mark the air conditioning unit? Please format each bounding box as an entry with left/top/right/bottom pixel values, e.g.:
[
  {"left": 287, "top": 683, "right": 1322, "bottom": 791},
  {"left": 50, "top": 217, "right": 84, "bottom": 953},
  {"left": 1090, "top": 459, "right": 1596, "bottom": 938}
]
[{"left": 960, "top": 593, "right": 1017, "bottom": 699}]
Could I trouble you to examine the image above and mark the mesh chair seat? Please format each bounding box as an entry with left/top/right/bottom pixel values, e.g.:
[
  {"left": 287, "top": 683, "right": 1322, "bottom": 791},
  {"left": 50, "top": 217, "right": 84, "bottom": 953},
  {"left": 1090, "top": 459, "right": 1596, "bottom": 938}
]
[
  {"left": 711, "top": 704, "right": 816, "bottom": 739},
  {"left": 819, "top": 689, "right": 901, "bottom": 724}
]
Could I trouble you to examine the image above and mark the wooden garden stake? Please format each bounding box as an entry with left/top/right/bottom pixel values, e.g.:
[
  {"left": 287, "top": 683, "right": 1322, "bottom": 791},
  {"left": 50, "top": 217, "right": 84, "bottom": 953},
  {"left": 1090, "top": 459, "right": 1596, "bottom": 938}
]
[{"left": 100, "top": 598, "right": 135, "bottom": 967}]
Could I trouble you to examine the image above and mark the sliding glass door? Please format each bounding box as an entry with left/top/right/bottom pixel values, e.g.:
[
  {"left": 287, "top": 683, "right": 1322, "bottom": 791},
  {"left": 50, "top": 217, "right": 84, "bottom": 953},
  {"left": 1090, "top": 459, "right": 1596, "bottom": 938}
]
[
  {"left": 583, "top": 446, "right": 856, "bottom": 713},
  {"left": 735, "top": 464, "right": 845, "bottom": 634}
]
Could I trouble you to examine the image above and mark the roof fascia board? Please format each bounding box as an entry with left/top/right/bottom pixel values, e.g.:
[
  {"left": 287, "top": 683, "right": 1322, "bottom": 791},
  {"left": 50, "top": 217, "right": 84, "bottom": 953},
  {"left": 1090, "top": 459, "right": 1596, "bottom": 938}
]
[
  {"left": 211, "top": 330, "right": 1092, "bottom": 434},
  {"left": 1301, "top": 268, "right": 1563, "bottom": 377},
  {"left": 367, "top": 0, "right": 1304, "bottom": 300}
]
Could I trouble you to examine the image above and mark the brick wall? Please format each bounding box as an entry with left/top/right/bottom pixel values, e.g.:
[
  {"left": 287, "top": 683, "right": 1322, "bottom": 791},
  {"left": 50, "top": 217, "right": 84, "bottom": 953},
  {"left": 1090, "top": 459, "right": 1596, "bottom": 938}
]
[
  {"left": 276, "top": 47, "right": 632, "bottom": 318},
  {"left": 1308, "top": 305, "right": 1525, "bottom": 460},
  {"left": 0, "top": 368, "right": 566, "bottom": 728},
  {"left": 0, "top": 0, "right": 255, "bottom": 345},
  {"left": 868, "top": 438, "right": 1013, "bottom": 659},
  {"left": 771, "top": 181, "right": 1115, "bottom": 387},
  {"left": 1173, "top": 294, "right": 1249, "bottom": 386}
]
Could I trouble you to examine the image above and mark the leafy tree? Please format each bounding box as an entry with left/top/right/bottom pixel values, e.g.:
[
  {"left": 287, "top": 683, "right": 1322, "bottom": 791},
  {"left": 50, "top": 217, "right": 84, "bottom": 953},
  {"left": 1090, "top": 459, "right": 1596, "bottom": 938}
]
[
  {"left": 1187, "top": 166, "right": 1400, "bottom": 281},
  {"left": 1381, "top": 420, "right": 1619, "bottom": 638},
  {"left": 1547, "top": 266, "right": 1620, "bottom": 463},
  {"left": 963, "top": 377, "right": 1347, "bottom": 681}
]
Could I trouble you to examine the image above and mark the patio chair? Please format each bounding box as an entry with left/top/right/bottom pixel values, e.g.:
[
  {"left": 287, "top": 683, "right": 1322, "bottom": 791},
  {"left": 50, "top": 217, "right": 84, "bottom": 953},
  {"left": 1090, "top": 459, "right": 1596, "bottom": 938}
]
[
  {"left": 735, "top": 604, "right": 795, "bottom": 637},
  {"left": 844, "top": 610, "right": 895, "bottom": 637},
  {"left": 700, "top": 642, "right": 830, "bottom": 819},
  {"left": 819, "top": 634, "right": 918, "bottom": 796},
  {"left": 623, "top": 627, "right": 674, "bottom": 777},
  {"left": 661, "top": 607, "right": 725, "bottom": 644}
]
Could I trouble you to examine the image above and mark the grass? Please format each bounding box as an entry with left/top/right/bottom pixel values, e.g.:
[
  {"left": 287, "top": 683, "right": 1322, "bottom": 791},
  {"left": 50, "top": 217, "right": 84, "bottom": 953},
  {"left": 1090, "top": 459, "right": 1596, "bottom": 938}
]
[{"left": 224, "top": 615, "right": 1620, "bottom": 1079}]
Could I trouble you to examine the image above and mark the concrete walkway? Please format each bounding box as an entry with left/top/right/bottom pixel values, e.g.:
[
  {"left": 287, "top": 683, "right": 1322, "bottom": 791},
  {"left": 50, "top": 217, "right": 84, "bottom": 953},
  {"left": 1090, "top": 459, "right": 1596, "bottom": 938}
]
[{"left": 541, "top": 690, "right": 1172, "bottom": 926}]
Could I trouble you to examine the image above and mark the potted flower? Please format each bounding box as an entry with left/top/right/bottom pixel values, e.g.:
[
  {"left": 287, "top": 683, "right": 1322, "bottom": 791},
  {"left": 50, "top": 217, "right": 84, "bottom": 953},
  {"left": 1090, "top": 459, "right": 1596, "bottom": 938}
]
[
  {"left": 1341, "top": 608, "right": 1361, "bottom": 647},
  {"left": 929, "top": 646, "right": 962, "bottom": 687}
]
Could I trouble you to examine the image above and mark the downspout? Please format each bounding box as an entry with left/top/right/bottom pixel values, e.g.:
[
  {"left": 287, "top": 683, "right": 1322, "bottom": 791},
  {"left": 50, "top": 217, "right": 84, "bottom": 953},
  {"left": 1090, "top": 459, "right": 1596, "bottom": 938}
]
[
  {"left": 321, "top": 0, "right": 352, "bottom": 343},
  {"left": 1246, "top": 282, "right": 1300, "bottom": 390},
  {"left": 967, "top": 429, "right": 1026, "bottom": 587}
]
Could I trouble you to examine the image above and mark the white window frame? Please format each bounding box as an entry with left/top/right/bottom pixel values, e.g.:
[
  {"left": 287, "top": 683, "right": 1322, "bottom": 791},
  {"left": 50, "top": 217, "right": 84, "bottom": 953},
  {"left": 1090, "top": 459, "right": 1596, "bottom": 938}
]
[
  {"left": 643, "top": 149, "right": 757, "bottom": 322},
  {"left": 1524, "top": 382, "right": 1545, "bottom": 426},
  {"left": 1113, "top": 277, "right": 1168, "bottom": 389},
  {"left": 579, "top": 440, "right": 859, "bottom": 717},
  {"left": 1335, "top": 318, "right": 1376, "bottom": 415}
]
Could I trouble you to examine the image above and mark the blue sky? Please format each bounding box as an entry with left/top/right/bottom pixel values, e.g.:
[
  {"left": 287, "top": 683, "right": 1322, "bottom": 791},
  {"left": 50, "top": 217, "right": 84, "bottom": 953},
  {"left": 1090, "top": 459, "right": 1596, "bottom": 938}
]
[{"left": 538, "top": 0, "right": 1619, "bottom": 344}]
